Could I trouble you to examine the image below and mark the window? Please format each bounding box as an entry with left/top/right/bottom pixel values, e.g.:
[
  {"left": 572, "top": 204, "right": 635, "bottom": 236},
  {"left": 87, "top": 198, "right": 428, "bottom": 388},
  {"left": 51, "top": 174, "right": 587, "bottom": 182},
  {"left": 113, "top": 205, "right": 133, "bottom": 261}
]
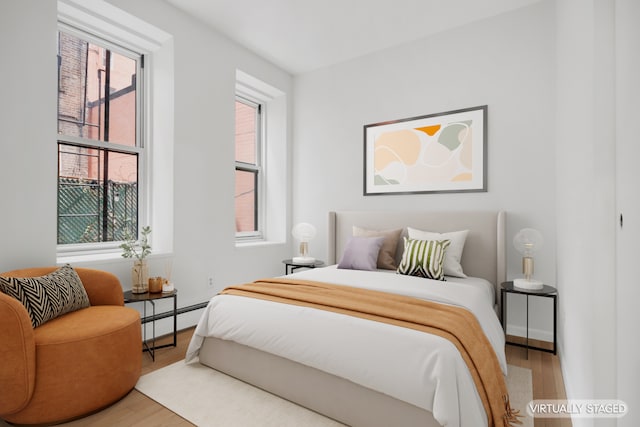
[
  {"left": 56, "top": 1, "right": 173, "bottom": 261},
  {"left": 57, "top": 26, "right": 143, "bottom": 246},
  {"left": 234, "top": 70, "right": 286, "bottom": 245},
  {"left": 235, "top": 96, "right": 262, "bottom": 238}
]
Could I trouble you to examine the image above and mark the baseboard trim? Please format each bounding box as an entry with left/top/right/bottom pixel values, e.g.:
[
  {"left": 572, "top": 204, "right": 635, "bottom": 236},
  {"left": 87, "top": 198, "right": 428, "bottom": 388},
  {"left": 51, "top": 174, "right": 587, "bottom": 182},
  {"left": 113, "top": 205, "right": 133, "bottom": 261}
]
[{"left": 506, "top": 325, "right": 553, "bottom": 342}]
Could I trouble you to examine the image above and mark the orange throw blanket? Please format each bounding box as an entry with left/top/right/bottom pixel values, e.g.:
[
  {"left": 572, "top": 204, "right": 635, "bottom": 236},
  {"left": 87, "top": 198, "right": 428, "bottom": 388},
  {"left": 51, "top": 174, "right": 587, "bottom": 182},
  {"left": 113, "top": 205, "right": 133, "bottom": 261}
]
[{"left": 222, "top": 277, "right": 521, "bottom": 427}]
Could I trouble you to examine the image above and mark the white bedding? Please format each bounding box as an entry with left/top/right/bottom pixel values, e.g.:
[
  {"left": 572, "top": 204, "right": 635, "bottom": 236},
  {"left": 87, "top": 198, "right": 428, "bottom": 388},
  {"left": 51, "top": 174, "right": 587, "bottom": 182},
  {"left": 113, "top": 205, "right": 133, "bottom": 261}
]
[{"left": 186, "top": 267, "right": 507, "bottom": 427}]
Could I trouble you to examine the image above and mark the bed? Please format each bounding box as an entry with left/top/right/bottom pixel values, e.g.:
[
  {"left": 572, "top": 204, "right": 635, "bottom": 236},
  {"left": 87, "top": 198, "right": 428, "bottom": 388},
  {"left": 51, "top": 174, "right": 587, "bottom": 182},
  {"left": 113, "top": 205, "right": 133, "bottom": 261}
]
[{"left": 186, "top": 210, "right": 508, "bottom": 427}]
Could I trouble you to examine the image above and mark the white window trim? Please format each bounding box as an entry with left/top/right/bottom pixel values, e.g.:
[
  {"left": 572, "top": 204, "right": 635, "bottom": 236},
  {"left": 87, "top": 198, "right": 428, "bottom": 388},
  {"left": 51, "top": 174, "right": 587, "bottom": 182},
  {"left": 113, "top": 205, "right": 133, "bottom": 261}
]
[
  {"left": 235, "top": 95, "right": 264, "bottom": 241},
  {"left": 235, "top": 70, "right": 287, "bottom": 246},
  {"left": 57, "top": 0, "right": 174, "bottom": 262}
]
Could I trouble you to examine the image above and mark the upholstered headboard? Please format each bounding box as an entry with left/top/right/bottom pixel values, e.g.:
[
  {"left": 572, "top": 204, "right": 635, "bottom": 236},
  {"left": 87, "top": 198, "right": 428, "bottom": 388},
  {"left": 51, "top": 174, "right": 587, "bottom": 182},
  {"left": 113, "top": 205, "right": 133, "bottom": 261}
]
[{"left": 328, "top": 210, "right": 506, "bottom": 303}]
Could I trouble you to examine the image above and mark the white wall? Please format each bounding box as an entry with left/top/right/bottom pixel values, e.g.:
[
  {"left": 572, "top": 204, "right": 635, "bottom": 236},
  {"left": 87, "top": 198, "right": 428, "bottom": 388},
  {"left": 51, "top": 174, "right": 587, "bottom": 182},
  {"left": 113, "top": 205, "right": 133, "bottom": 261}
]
[
  {"left": 105, "top": 0, "right": 294, "bottom": 301},
  {"left": 555, "top": 0, "right": 618, "bottom": 426},
  {"left": 0, "top": 1, "right": 58, "bottom": 269},
  {"left": 616, "top": 0, "right": 640, "bottom": 425},
  {"left": 0, "top": 0, "right": 294, "bottom": 333},
  {"left": 293, "top": 1, "right": 557, "bottom": 338}
]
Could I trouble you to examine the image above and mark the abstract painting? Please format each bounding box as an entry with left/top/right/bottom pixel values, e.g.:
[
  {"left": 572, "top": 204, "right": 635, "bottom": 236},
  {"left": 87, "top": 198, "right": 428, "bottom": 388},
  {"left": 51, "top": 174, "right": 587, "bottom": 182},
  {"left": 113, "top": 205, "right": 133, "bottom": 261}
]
[{"left": 364, "top": 106, "right": 487, "bottom": 195}]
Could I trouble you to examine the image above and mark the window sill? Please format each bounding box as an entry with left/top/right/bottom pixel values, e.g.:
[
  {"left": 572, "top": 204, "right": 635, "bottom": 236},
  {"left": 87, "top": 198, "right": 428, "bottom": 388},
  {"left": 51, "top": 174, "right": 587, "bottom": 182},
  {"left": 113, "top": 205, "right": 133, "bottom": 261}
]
[
  {"left": 57, "top": 251, "right": 173, "bottom": 267},
  {"left": 235, "top": 239, "right": 284, "bottom": 249}
]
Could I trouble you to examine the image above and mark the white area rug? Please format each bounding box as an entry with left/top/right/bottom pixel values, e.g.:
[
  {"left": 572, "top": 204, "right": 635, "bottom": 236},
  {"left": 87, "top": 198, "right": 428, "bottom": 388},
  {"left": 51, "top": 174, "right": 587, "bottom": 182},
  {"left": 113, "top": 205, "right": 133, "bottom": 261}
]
[
  {"left": 507, "top": 364, "right": 534, "bottom": 427},
  {"left": 135, "top": 361, "right": 533, "bottom": 427}
]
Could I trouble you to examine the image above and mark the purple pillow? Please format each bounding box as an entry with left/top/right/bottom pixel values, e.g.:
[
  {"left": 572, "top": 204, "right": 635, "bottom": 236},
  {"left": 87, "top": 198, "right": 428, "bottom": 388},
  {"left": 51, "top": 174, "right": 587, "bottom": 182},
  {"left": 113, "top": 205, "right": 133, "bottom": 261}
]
[{"left": 337, "top": 236, "right": 385, "bottom": 271}]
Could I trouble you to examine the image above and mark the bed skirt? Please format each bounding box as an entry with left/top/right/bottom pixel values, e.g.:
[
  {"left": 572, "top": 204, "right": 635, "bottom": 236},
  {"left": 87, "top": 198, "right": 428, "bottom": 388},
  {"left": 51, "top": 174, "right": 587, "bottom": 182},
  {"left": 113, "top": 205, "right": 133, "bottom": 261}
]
[{"left": 198, "top": 337, "right": 441, "bottom": 427}]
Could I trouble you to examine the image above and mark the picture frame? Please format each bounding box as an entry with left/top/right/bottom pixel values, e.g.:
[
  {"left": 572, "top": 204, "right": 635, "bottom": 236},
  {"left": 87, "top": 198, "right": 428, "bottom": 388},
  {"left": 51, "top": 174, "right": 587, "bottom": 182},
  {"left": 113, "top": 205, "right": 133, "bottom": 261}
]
[{"left": 363, "top": 105, "right": 487, "bottom": 195}]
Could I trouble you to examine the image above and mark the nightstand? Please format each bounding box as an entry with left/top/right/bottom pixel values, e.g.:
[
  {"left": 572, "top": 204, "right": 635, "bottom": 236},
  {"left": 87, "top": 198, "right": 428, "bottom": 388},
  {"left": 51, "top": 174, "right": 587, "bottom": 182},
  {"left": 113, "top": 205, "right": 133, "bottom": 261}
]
[
  {"left": 500, "top": 281, "right": 557, "bottom": 356},
  {"left": 282, "top": 259, "right": 325, "bottom": 275},
  {"left": 124, "top": 290, "right": 177, "bottom": 361}
]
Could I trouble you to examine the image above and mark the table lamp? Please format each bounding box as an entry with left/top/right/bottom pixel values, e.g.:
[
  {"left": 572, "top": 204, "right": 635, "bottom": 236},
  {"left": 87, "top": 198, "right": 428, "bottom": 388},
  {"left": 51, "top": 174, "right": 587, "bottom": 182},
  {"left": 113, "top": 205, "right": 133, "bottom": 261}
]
[
  {"left": 292, "top": 222, "right": 317, "bottom": 264},
  {"left": 513, "top": 228, "right": 544, "bottom": 290}
]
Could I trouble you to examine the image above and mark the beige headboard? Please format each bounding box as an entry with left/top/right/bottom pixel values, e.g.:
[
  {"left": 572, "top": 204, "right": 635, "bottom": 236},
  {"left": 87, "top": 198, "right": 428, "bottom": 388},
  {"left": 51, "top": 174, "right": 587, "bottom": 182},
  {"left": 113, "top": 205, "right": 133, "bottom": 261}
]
[{"left": 328, "top": 210, "right": 506, "bottom": 300}]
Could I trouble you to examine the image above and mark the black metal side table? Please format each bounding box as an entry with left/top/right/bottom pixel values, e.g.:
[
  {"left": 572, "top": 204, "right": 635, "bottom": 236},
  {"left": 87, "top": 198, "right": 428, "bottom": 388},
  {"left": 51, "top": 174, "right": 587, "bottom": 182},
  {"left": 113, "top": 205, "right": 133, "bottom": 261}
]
[
  {"left": 282, "top": 259, "right": 325, "bottom": 275},
  {"left": 500, "top": 281, "right": 557, "bottom": 357},
  {"left": 124, "top": 289, "right": 177, "bottom": 361}
]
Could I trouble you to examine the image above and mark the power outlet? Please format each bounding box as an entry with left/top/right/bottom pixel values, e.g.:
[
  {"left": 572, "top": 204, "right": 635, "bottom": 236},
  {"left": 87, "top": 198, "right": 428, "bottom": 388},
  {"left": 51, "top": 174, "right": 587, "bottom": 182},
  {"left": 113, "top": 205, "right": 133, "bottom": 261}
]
[{"left": 207, "top": 277, "right": 214, "bottom": 288}]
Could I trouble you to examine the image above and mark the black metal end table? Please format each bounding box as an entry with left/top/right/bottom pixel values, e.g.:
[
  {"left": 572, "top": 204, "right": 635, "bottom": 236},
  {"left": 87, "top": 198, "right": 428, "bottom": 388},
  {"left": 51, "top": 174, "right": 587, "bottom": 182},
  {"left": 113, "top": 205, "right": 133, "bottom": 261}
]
[
  {"left": 282, "top": 259, "right": 325, "bottom": 275},
  {"left": 124, "top": 289, "right": 177, "bottom": 361},
  {"left": 500, "top": 281, "right": 557, "bottom": 357}
]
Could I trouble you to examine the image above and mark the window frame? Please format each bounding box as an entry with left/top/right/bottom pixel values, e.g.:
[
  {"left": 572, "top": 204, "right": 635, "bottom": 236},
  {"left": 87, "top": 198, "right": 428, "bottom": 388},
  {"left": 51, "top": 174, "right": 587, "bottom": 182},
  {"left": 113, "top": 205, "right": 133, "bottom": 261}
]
[
  {"left": 55, "top": 0, "right": 174, "bottom": 263},
  {"left": 235, "top": 94, "right": 265, "bottom": 241},
  {"left": 56, "top": 21, "right": 147, "bottom": 254}
]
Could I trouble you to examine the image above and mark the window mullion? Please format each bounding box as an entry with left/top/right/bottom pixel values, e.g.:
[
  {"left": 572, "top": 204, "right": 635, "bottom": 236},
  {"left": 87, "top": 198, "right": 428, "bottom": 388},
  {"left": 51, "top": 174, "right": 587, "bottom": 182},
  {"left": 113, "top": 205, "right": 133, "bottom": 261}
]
[
  {"left": 235, "top": 162, "right": 260, "bottom": 172},
  {"left": 58, "top": 135, "right": 142, "bottom": 155}
]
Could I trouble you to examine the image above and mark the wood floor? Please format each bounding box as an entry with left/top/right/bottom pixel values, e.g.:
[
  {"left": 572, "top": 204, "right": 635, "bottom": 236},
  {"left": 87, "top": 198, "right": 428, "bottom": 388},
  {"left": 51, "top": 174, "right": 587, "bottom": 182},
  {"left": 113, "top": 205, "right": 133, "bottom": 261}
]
[
  {"left": 505, "top": 336, "right": 572, "bottom": 427},
  {"left": 52, "top": 328, "right": 571, "bottom": 427}
]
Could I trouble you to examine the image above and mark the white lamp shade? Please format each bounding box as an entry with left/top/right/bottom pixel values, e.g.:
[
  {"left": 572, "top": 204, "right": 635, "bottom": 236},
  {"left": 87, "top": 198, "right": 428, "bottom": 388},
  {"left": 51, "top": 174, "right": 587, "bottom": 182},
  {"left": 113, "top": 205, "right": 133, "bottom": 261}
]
[
  {"left": 513, "top": 228, "right": 544, "bottom": 290},
  {"left": 292, "top": 222, "right": 316, "bottom": 264},
  {"left": 513, "top": 228, "right": 543, "bottom": 257},
  {"left": 292, "top": 222, "right": 317, "bottom": 242}
]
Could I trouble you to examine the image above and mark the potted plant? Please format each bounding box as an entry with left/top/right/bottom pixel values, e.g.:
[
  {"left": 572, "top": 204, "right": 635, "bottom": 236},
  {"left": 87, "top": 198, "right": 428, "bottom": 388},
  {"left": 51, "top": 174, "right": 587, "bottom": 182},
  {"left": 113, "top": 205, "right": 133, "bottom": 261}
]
[{"left": 120, "top": 226, "right": 152, "bottom": 293}]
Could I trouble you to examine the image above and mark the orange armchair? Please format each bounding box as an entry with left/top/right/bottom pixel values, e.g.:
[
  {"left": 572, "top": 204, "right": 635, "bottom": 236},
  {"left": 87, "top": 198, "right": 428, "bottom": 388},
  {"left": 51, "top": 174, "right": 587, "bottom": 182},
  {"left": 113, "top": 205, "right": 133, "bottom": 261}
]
[{"left": 0, "top": 267, "right": 142, "bottom": 425}]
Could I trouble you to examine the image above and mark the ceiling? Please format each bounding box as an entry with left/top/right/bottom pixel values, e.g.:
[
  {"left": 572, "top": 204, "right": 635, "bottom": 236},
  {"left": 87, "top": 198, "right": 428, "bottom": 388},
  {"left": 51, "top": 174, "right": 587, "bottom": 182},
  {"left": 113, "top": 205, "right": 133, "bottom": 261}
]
[{"left": 166, "top": 0, "right": 542, "bottom": 75}]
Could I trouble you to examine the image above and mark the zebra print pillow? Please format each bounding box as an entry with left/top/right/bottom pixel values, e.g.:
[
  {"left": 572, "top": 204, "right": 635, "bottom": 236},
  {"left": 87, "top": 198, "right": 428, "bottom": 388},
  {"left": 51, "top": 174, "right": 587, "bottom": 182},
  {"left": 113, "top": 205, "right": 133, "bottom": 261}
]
[
  {"left": 397, "top": 237, "right": 451, "bottom": 281},
  {"left": 0, "top": 264, "right": 90, "bottom": 328}
]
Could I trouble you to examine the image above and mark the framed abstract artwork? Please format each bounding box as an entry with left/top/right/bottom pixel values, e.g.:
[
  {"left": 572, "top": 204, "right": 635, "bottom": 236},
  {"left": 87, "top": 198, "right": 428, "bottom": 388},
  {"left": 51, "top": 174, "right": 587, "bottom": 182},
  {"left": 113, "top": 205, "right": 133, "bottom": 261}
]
[{"left": 363, "top": 105, "right": 487, "bottom": 195}]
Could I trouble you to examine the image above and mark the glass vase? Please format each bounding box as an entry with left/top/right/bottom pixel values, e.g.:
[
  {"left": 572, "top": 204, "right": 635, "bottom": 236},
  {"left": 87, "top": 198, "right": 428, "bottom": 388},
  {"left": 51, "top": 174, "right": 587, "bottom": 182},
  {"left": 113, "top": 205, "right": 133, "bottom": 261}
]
[{"left": 131, "top": 260, "right": 149, "bottom": 294}]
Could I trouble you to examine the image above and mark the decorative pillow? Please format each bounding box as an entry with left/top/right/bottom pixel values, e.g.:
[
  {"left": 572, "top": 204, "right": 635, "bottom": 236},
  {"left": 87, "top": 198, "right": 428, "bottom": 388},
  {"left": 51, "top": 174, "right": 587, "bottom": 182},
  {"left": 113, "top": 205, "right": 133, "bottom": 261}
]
[
  {"left": 338, "top": 236, "right": 386, "bottom": 271},
  {"left": 352, "top": 226, "right": 402, "bottom": 270},
  {"left": 0, "top": 264, "right": 90, "bottom": 328},
  {"left": 407, "top": 228, "right": 469, "bottom": 278},
  {"left": 397, "top": 237, "right": 451, "bottom": 281}
]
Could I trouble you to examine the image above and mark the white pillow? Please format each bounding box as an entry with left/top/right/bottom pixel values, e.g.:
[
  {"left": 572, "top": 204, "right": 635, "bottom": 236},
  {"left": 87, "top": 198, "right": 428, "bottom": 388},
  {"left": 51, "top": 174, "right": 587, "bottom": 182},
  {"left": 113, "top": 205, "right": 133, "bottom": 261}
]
[{"left": 407, "top": 228, "right": 469, "bottom": 278}]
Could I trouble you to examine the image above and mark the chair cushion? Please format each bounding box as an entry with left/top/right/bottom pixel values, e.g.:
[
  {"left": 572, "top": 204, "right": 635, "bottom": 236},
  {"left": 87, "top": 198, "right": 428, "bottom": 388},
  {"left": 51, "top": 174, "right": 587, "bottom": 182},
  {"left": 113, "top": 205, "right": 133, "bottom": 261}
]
[
  {"left": 34, "top": 305, "right": 139, "bottom": 345},
  {"left": 0, "top": 264, "right": 90, "bottom": 328}
]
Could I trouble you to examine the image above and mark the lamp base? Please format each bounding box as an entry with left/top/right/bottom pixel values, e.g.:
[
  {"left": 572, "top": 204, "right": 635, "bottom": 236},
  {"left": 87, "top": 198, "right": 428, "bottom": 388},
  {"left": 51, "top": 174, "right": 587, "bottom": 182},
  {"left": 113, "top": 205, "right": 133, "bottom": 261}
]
[
  {"left": 514, "top": 278, "right": 544, "bottom": 290},
  {"left": 292, "top": 256, "right": 315, "bottom": 264}
]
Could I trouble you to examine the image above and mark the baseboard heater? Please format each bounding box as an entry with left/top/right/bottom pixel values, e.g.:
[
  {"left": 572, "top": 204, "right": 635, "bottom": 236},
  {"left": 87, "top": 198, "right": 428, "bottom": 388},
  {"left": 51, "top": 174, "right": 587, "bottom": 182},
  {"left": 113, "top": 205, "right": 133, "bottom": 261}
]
[{"left": 139, "top": 301, "right": 208, "bottom": 325}]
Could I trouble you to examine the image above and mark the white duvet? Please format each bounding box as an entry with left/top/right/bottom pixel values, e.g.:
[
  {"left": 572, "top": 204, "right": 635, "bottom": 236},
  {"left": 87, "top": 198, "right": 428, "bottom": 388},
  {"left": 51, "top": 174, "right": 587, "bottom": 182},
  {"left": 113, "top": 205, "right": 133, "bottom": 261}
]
[{"left": 186, "top": 266, "right": 507, "bottom": 427}]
